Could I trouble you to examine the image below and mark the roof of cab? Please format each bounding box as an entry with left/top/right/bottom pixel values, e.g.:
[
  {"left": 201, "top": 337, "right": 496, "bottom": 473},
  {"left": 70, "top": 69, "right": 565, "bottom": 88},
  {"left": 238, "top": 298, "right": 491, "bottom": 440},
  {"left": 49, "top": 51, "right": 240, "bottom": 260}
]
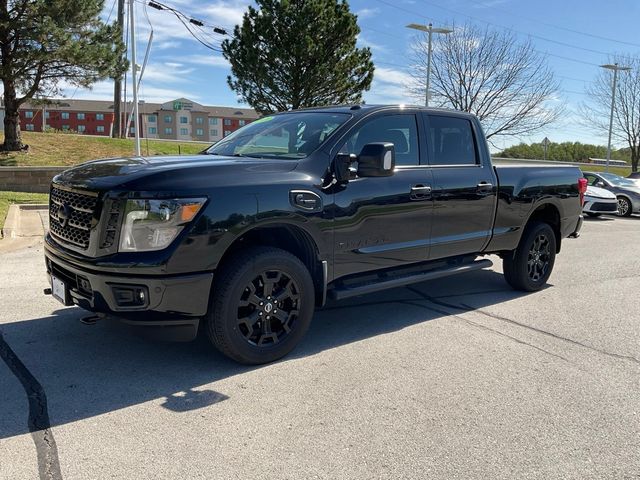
[{"left": 276, "top": 104, "right": 476, "bottom": 119}]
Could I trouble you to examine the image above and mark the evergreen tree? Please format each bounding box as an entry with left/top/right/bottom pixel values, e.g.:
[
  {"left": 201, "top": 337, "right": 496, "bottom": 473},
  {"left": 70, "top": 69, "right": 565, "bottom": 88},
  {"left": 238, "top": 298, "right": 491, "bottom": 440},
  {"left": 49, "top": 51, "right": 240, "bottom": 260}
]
[
  {"left": 0, "top": 0, "right": 126, "bottom": 151},
  {"left": 222, "top": 0, "right": 374, "bottom": 114}
]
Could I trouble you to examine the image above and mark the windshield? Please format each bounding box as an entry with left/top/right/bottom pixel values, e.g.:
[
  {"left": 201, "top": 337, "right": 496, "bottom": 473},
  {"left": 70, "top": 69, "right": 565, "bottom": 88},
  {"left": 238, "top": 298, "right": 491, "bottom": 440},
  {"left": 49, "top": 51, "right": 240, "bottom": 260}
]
[
  {"left": 600, "top": 172, "right": 636, "bottom": 186},
  {"left": 205, "top": 112, "right": 351, "bottom": 159}
]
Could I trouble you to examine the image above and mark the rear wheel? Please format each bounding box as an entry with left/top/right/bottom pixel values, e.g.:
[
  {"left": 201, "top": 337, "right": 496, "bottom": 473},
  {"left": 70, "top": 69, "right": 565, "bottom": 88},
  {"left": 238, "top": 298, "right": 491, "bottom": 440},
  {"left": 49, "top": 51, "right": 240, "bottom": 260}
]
[
  {"left": 617, "top": 196, "right": 632, "bottom": 217},
  {"left": 503, "top": 221, "right": 556, "bottom": 292},
  {"left": 206, "top": 246, "right": 315, "bottom": 364}
]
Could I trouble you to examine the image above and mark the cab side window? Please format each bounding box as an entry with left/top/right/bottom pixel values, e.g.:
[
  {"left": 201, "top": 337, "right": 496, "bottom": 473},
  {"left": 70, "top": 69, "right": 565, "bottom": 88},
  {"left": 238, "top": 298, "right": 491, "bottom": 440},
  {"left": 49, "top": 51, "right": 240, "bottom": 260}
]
[
  {"left": 340, "top": 114, "right": 419, "bottom": 166},
  {"left": 427, "top": 115, "right": 478, "bottom": 166}
]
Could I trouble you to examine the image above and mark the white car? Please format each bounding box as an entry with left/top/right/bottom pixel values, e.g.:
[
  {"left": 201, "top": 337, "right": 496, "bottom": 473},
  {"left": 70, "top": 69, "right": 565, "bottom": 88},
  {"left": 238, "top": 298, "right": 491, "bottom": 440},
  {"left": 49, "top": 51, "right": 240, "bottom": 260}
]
[{"left": 583, "top": 185, "right": 618, "bottom": 217}]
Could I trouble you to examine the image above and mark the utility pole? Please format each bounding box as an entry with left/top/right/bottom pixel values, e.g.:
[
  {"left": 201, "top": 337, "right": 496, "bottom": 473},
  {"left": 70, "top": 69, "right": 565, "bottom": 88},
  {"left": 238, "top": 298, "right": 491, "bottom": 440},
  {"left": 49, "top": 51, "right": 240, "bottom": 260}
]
[
  {"left": 600, "top": 63, "right": 631, "bottom": 172},
  {"left": 129, "top": 0, "right": 141, "bottom": 155},
  {"left": 406, "top": 23, "right": 453, "bottom": 107},
  {"left": 112, "top": 0, "right": 125, "bottom": 138}
]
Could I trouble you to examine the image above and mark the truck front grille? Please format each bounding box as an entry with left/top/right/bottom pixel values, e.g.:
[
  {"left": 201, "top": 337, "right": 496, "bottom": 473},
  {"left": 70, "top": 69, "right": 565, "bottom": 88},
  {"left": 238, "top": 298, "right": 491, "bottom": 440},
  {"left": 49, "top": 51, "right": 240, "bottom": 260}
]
[{"left": 49, "top": 186, "right": 99, "bottom": 249}]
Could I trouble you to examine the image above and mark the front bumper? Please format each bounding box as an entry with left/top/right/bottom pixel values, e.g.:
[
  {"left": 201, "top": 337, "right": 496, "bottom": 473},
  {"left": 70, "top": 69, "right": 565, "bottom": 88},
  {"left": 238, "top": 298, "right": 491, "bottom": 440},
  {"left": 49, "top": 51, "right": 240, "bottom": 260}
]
[
  {"left": 583, "top": 198, "right": 618, "bottom": 214},
  {"left": 44, "top": 242, "right": 213, "bottom": 340}
]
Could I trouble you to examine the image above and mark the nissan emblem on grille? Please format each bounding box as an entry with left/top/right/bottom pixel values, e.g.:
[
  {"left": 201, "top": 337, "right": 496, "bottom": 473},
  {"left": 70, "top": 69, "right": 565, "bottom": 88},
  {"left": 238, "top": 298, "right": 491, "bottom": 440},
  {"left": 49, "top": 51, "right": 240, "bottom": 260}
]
[{"left": 57, "top": 204, "right": 71, "bottom": 228}]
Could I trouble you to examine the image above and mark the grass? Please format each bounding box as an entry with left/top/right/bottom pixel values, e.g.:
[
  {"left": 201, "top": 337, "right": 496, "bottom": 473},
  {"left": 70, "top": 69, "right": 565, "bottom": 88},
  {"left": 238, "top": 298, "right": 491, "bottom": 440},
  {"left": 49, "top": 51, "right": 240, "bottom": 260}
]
[
  {"left": 0, "top": 191, "right": 49, "bottom": 232},
  {"left": 0, "top": 131, "right": 210, "bottom": 167},
  {"left": 577, "top": 164, "right": 632, "bottom": 177}
]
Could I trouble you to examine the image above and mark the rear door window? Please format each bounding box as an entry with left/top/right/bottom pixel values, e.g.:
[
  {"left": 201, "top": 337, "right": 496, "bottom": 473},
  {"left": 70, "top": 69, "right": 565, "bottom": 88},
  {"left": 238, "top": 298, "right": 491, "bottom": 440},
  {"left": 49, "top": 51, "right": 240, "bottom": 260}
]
[{"left": 427, "top": 115, "right": 478, "bottom": 166}]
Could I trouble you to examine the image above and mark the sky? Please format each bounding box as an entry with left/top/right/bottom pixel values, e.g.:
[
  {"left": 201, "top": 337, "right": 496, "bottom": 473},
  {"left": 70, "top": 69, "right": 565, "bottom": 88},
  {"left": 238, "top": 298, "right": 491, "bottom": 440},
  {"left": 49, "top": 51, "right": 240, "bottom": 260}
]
[{"left": 63, "top": 0, "right": 640, "bottom": 151}]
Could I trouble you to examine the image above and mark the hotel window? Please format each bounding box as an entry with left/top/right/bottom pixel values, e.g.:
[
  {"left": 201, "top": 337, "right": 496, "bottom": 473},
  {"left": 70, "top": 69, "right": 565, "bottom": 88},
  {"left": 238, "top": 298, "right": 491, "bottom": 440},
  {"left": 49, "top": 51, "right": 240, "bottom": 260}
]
[
  {"left": 196, "top": 128, "right": 204, "bottom": 136},
  {"left": 180, "top": 128, "right": 188, "bottom": 135},
  {"left": 148, "top": 115, "right": 156, "bottom": 122},
  {"left": 180, "top": 116, "right": 188, "bottom": 124},
  {"left": 61, "top": 112, "right": 70, "bottom": 120},
  {"left": 164, "top": 115, "right": 172, "bottom": 123},
  {"left": 209, "top": 118, "right": 218, "bottom": 125},
  {"left": 149, "top": 127, "right": 157, "bottom": 134},
  {"left": 224, "top": 118, "right": 232, "bottom": 126},
  {"left": 77, "top": 113, "right": 85, "bottom": 120},
  {"left": 165, "top": 127, "right": 173, "bottom": 134},
  {"left": 25, "top": 111, "right": 33, "bottom": 118},
  {"left": 130, "top": 126, "right": 136, "bottom": 134},
  {"left": 45, "top": 111, "right": 50, "bottom": 119},
  {"left": 25, "top": 124, "right": 35, "bottom": 131},
  {"left": 210, "top": 129, "right": 218, "bottom": 137},
  {"left": 195, "top": 117, "right": 204, "bottom": 125},
  {"left": 96, "top": 113, "right": 104, "bottom": 121},
  {"left": 62, "top": 125, "right": 70, "bottom": 131},
  {"left": 224, "top": 130, "right": 231, "bottom": 136},
  {"left": 97, "top": 126, "right": 105, "bottom": 133},
  {"left": 77, "top": 125, "right": 86, "bottom": 133},
  {"left": 239, "top": 120, "right": 246, "bottom": 126}
]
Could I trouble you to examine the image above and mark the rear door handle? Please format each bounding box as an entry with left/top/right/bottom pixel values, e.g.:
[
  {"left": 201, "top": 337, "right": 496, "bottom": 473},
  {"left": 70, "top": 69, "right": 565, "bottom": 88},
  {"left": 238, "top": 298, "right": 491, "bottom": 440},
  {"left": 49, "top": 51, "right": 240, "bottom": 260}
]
[
  {"left": 410, "top": 184, "right": 432, "bottom": 200},
  {"left": 477, "top": 182, "right": 493, "bottom": 193}
]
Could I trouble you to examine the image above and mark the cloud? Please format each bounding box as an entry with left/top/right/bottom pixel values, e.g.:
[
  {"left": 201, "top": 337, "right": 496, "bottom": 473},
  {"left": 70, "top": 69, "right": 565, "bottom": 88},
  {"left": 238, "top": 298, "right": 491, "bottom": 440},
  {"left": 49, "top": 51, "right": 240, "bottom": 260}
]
[
  {"left": 58, "top": 80, "right": 201, "bottom": 104},
  {"left": 200, "top": 1, "right": 249, "bottom": 28},
  {"left": 180, "top": 54, "right": 230, "bottom": 68},
  {"left": 365, "top": 67, "right": 416, "bottom": 105},
  {"left": 356, "top": 7, "right": 380, "bottom": 19},
  {"left": 357, "top": 35, "right": 390, "bottom": 54}
]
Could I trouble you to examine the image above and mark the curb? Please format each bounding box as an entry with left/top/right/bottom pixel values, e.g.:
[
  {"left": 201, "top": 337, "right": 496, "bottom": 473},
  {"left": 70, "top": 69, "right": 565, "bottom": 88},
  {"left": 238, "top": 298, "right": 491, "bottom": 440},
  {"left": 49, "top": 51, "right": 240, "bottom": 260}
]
[{"left": 1, "top": 204, "right": 49, "bottom": 239}]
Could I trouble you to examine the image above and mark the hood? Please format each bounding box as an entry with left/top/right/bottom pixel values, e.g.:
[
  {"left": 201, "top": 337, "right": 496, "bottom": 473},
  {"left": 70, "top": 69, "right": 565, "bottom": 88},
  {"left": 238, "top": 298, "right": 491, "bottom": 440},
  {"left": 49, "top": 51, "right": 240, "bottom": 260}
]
[
  {"left": 52, "top": 155, "right": 301, "bottom": 192},
  {"left": 585, "top": 185, "right": 616, "bottom": 199}
]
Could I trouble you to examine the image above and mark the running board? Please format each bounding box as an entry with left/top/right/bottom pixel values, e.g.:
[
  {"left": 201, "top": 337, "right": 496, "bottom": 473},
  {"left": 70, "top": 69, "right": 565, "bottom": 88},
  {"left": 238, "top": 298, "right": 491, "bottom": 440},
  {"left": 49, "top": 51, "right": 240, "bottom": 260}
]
[{"left": 328, "top": 259, "right": 493, "bottom": 301}]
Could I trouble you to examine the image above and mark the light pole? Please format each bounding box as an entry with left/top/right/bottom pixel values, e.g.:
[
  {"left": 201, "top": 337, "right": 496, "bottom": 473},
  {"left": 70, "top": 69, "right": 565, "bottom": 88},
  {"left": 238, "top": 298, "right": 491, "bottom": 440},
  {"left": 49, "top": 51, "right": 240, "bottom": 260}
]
[
  {"left": 129, "top": 0, "right": 141, "bottom": 156},
  {"left": 406, "top": 23, "right": 453, "bottom": 107},
  {"left": 600, "top": 63, "right": 630, "bottom": 172}
]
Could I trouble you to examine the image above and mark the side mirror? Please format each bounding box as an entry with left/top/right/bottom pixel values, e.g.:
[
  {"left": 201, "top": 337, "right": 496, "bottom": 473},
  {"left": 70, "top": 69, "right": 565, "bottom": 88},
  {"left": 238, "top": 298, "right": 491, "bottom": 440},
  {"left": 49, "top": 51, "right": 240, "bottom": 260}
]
[
  {"left": 595, "top": 181, "right": 605, "bottom": 188},
  {"left": 357, "top": 143, "right": 395, "bottom": 177},
  {"left": 334, "top": 153, "right": 356, "bottom": 183}
]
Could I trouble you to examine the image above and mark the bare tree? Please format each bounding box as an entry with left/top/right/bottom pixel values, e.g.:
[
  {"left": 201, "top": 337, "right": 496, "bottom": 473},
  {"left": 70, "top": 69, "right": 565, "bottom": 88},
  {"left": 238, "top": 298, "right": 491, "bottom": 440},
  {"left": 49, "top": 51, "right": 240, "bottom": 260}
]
[
  {"left": 580, "top": 55, "right": 640, "bottom": 172},
  {"left": 410, "top": 23, "right": 562, "bottom": 142}
]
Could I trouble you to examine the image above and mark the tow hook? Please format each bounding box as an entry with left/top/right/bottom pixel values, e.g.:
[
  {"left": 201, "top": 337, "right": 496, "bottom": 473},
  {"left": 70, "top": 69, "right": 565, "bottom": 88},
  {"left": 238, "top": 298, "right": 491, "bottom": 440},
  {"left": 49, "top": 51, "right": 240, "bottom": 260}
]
[{"left": 80, "top": 313, "right": 105, "bottom": 326}]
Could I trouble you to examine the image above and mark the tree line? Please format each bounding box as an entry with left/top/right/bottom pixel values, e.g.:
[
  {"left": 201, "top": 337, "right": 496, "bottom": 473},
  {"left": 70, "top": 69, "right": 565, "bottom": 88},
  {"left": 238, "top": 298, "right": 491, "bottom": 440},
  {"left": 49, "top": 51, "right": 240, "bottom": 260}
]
[{"left": 497, "top": 142, "right": 630, "bottom": 163}]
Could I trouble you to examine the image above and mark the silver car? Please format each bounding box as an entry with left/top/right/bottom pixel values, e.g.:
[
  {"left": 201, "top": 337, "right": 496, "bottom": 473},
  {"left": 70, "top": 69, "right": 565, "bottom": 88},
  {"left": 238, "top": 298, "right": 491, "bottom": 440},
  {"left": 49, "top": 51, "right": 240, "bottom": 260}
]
[{"left": 583, "top": 172, "right": 640, "bottom": 217}]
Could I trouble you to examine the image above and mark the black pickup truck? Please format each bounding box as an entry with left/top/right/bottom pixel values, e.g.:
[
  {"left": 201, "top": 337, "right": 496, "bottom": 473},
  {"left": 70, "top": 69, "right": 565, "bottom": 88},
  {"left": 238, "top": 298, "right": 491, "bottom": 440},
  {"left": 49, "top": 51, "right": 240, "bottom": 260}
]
[{"left": 44, "top": 105, "right": 585, "bottom": 364}]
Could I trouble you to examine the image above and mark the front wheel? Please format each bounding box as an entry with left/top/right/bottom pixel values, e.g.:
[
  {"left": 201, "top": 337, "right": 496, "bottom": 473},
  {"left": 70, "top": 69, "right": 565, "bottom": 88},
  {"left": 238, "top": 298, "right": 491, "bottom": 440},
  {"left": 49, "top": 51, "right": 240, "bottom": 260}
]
[
  {"left": 503, "top": 221, "right": 557, "bottom": 292},
  {"left": 206, "top": 246, "right": 315, "bottom": 364},
  {"left": 617, "top": 196, "right": 632, "bottom": 217}
]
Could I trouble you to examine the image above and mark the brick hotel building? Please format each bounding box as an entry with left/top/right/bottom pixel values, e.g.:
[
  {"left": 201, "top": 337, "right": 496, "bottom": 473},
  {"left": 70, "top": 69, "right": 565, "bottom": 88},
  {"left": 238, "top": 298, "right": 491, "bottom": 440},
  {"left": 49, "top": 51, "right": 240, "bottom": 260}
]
[{"left": 9, "top": 97, "right": 258, "bottom": 142}]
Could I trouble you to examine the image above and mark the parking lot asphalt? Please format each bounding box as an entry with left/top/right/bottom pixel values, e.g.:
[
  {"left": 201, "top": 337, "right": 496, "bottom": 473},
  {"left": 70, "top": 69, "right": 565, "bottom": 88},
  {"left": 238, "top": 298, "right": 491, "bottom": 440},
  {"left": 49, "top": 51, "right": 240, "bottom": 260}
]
[{"left": 1, "top": 216, "right": 639, "bottom": 480}]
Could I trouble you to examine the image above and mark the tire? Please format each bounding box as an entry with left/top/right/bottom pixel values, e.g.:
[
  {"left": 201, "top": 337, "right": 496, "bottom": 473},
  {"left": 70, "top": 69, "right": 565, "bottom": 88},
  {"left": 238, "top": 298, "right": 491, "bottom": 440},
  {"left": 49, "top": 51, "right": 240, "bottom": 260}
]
[
  {"left": 503, "top": 221, "right": 557, "bottom": 292},
  {"left": 206, "top": 246, "right": 315, "bottom": 364},
  {"left": 586, "top": 212, "right": 601, "bottom": 217},
  {"left": 617, "top": 196, "right": 632, "bottom": 217}
]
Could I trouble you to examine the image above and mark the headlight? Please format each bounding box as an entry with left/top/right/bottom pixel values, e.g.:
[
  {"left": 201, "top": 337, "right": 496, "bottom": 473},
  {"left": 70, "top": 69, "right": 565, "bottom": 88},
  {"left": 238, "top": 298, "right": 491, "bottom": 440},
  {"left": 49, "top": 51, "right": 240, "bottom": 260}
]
[{"left": 119, "top": 198, "right": 206, "bottom": 252}]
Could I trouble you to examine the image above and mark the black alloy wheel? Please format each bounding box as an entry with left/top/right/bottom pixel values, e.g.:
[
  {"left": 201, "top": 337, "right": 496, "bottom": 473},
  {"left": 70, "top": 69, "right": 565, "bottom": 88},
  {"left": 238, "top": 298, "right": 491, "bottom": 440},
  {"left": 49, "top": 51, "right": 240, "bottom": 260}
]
[
  {"left": 527, "top": 233, "right": 551, "bottom": 282},
  {"left": 503, "top": 221, "right": 557, "bottom": 292},
  {"left": 206, "top": 246, "right": 315, "bottom": 364},
  {"left": 237, "top": 270, "right": 300, "bottom": 347}
]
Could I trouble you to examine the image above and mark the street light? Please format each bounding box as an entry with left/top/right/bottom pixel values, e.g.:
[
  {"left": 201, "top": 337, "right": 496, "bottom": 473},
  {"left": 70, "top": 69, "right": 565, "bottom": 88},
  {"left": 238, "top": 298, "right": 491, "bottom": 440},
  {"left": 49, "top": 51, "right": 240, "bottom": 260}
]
[
  {"left": 600, "top": 63, "right": 631, "bottom": 172},
  {"left": 406, "top": 23, "right": 453, "bottom": 107}
]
